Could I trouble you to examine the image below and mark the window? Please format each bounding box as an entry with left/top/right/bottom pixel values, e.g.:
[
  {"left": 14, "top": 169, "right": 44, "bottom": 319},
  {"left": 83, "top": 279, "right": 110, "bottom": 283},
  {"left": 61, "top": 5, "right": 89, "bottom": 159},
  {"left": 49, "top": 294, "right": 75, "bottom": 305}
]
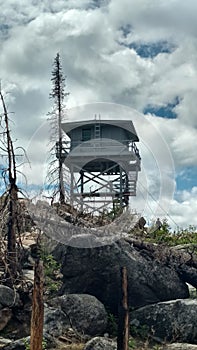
[{"left": 82, "top": 128, "right": 91, "bottom": 141}]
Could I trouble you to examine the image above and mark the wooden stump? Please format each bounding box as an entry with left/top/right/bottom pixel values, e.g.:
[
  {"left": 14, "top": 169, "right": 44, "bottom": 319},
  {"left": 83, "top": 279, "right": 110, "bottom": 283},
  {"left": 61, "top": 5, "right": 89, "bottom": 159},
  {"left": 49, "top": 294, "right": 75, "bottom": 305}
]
[
  {"left": 117, "top": 266, "right": 129, "bottom": 350},
  {"left": 30, "top": 259, "right": 44, "bottom": 350}
]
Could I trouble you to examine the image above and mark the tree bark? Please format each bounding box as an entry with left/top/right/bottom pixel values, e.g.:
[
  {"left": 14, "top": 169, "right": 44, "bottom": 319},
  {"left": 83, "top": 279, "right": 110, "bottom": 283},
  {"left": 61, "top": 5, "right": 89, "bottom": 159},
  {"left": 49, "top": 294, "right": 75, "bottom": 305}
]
[
  {"left": 117, "top": 266, "right": 129, "bottom": 350},
  {"left": 30, "top": 259, "right": 44, "bottom": 350},
  {"left": 0, "top": 90, "right": 18, "bottom": 282},
  {"left": 7, "top": 184, "right": 18, "bottom": 279}
]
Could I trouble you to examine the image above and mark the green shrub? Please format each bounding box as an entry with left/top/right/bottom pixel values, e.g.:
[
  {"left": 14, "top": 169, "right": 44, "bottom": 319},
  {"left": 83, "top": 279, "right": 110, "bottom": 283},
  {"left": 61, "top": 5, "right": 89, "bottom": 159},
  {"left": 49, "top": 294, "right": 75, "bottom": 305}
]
[
  {"left": 107, "top": 313, "right": 118, "bottom": 336},
  {"left": 130, "top": 324, "right": 149, "bottom": 339},
  {"left": 128, "top": 337, "right": 137, "bottom": 348},
  {"left": 144, "top": 220, "right": 197, "bottom": 247},
  {"left": 41, "top": 250, "right": 62, "bottom": 296},
  {"left": 23, "top": 338, "right": 47, "bottom": 350}
]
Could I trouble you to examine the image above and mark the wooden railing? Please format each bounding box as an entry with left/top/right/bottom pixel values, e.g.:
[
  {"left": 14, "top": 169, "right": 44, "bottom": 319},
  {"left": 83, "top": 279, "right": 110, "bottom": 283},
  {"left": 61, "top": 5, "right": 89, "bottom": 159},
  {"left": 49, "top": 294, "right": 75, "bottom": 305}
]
[{"left": 56, "top": 139, "right": 141, "bottom": 160}]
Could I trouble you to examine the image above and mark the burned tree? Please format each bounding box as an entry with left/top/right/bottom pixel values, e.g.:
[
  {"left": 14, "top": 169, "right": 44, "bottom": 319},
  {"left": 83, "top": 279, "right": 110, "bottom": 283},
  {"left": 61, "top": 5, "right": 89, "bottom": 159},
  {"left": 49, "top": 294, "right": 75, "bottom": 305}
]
[
  {"left": 30, "top": 233, "right": 44, "bottom": 350},
  {"left": 0, "top": 88, "right": 19, "bottom": 281},
  {"left": 47, "top": 53, "right": 69, "bottom": 205}
]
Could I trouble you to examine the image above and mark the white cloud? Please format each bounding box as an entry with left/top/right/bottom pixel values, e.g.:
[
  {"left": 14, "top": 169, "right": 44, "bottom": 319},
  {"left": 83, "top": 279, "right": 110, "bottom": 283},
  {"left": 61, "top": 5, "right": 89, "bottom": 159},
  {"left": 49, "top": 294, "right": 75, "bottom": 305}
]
[
  {"left": 0, "top": 0, "right": 197, "bottom": 228},
  {"left": 169, "top": 187, "right": 197, "bottom": 228}
]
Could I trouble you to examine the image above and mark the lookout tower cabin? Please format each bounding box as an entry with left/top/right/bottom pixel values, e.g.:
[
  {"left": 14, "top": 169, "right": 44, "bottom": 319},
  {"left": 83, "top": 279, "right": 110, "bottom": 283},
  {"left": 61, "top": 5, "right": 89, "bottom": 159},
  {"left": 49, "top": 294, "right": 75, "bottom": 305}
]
[{"left": 57, "top": 118, "right": 141, "bottom": 213}]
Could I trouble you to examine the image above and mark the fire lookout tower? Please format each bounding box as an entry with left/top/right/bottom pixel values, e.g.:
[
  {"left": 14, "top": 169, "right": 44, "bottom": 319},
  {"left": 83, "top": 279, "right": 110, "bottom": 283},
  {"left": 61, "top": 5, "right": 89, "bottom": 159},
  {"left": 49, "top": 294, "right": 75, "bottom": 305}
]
[{"left": 56, "top": 118, "right": 141, "bottom": 213}]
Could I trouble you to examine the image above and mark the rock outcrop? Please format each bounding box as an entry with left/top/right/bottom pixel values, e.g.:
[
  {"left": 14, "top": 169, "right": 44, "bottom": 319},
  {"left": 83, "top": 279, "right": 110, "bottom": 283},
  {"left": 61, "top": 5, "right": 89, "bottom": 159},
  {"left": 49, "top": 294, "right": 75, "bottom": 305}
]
[
  {"left": 131, "top": 299, "right": 197, "bottom": 343},
  {"left": 53, "top": 239, "right": 189, "bottom": 313},
  {"left": 48, "top": 294, "right": 108, "bottom": 336}
]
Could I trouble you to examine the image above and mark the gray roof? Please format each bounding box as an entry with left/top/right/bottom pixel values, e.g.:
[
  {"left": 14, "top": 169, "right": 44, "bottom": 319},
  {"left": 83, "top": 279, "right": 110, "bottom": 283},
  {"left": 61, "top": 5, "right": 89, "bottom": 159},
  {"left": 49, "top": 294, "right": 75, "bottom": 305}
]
[{"left": 62, "top": 119, "right": 139, "bottom": 141}]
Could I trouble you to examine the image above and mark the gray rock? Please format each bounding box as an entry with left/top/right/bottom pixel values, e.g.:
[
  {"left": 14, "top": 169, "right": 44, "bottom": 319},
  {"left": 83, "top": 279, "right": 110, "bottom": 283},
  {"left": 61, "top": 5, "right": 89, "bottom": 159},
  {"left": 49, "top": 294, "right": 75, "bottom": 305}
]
[
  {"left": 67, "top": 233, "right": 101, "bottom": 248},
  {"left": 84, "top": 337, "right": 117, "bottom": 350},
  {"left": 130, "top": 299, "right": 197, "bottom": 343},
  {"left": 2, "top": 333, "right": 55, "bottom": 350},
  {"left": 0, "top": 285, "right": 20, "bottom": 309},
  {"left": 2, "top": 337, "right": 30, "bottom": 350},
  {"left": 44, "top": 306, "right": 69, "bottom": 337},
  {"left": 163, "top": 344, "right": 197, "bottom": 350},
  {"left": 53, "top": 240, "right": 189, "bottom": 313},
  {"left": 50, "top": 294, "right": 108, "bottom": 336},
  {"left": 22, "top": 269, "right": 34, "bottom": 283},
  {"left": 0, "top": 336, "right": 12, "bottom": 347},
  {"left": 0, "top": 308, "right": 12, "bottom": 331}
]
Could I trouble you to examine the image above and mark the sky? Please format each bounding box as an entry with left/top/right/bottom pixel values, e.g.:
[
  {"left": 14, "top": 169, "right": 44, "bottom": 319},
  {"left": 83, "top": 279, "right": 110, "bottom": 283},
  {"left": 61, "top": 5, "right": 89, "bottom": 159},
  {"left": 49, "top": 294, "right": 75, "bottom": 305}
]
[{"left": 0, "top": 0, "right": 197, "bottom": 230}]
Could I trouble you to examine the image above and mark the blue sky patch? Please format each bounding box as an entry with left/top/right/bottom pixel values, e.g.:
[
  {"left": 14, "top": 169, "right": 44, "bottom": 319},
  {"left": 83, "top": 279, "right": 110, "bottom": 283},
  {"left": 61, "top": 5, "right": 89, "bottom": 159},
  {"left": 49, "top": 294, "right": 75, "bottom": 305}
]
[
  {"left": 119, "top": 37, "right": 175, "bottom": 58},
  {"left": 175, "top": 166, "right": 197, "bottom": 192},
  {"left": 130, "top": 41, "right": 173, "bottom": 58},
  {"left": 144, "top": 97, "right": 180, "bottom": 119},
  {"left": 130, "top": 41, "right": 174, "bottom": 58}
]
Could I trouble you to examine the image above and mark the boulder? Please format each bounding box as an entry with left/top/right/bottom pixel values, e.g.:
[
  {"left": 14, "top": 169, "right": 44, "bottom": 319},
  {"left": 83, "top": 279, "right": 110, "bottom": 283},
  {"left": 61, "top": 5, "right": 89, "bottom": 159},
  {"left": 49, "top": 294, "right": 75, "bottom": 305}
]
[
  {"left": 49, "top": 294, "right": 108, "bottom": 336},
  {"left": 0, "top": 308, "right": 12, "bottom": 331},
  {"left": 84, "top": 337, "right": 117, "bottom": 350},
  {"left": 53, "top": 240, "right": 189, "bottom": 313},
  {"left": 2, "top": 337, "right": 30, "bottom": 350},
  {"left": 44, "top": 306, "right": 69, "bottom": 337},
  {"left": 3, "top": 303, "right": 32, "bottom": 339},
  {"left": 0, "top": 285, "right": 20, "bottom": 309},
  {"left": 130, "top": 299, "right": 197, "bottom": 343},
  {"left": 163, "top": 344, "right": 197, "bottom": 350}
]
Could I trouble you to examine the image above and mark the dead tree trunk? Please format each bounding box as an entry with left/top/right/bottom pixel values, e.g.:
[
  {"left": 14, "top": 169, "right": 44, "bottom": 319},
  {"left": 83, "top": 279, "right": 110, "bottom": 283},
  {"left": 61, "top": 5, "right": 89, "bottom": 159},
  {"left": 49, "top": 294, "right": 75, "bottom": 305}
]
[
  {"left": 0, "top": 89, "right": 18, "bottom": 281},
  {"left": 49, "top": 53, "right": 69, "bottom": 205},
  {"left": 30, "top": 258, "right": 44, "bottom": 350},
  {"left": 117, "top": 266, "right": 129, "bottom": 350},
  {"left": 7, "top": 184, "right": 18, "bottom": 278}
]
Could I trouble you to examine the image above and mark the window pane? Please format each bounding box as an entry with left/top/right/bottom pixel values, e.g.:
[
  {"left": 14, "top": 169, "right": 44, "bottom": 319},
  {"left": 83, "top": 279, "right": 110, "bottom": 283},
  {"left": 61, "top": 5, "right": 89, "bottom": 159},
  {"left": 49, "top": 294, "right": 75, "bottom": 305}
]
[{"left": 82, "top": 128, "right": 91, "bottom": 141}]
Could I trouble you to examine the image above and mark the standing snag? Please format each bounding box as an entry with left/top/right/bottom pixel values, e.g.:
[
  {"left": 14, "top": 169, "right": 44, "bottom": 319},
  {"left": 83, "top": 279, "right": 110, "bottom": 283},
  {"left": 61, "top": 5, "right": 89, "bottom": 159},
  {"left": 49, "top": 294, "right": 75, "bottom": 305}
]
[
  {"left": 0, "top": 88, "right": 19, "bottom": 282},
  {"left": 47, "top": 53, "right": 69, "bottom": 205}
]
